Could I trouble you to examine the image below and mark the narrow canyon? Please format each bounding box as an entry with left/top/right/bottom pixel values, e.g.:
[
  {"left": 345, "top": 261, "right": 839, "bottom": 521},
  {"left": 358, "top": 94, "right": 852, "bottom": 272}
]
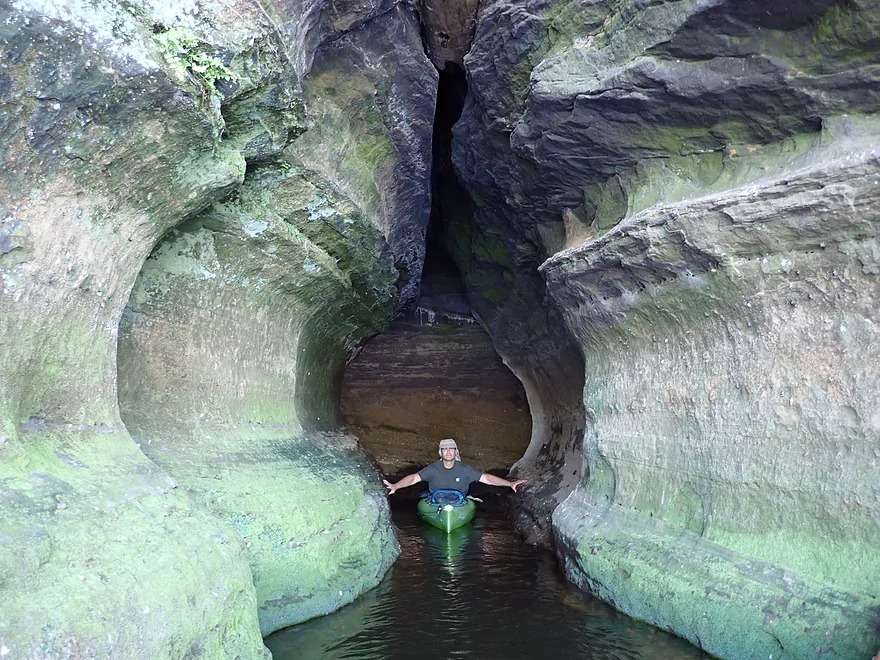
[{"left": 1, "top": 0, "right": 878, "bottom": 658}]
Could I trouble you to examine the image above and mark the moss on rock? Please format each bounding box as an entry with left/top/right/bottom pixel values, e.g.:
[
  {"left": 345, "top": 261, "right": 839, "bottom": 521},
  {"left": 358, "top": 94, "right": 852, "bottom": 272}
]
[
  {"left": 541, "top": 128, "right": 880, "bottom": 657},
  {"left": 0, "top": 427, "right": 269, "bottom": 658},
  {"left": 118, "top": 159, "right": 400, "bottom": 634},
  {"left": 0, "top": 1, "right": 315, "bottom": 655}
]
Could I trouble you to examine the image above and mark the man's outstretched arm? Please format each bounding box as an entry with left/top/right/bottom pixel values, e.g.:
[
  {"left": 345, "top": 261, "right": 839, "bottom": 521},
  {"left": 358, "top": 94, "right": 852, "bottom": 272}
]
[
  {"left": 383, "top": 473, "right": 422, "bottom": 495},
  {"left": 479, "top": 473, "right": 528, "bottom": 493}
]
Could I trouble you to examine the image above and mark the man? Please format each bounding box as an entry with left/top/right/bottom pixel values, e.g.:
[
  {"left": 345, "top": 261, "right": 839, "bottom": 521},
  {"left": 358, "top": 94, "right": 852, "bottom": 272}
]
[{"left": 383, "top": 438, "right": 527, "bottom": 495}]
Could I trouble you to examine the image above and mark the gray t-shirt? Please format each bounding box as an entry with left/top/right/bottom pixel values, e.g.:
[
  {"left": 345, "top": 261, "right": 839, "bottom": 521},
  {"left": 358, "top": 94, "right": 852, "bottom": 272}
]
[{"left": 418, "top": 460, "right": 483, "bottom": 493}]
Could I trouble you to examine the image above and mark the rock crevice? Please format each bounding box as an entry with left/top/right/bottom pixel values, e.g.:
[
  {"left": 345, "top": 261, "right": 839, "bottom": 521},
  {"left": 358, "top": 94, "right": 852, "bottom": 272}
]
[{"left": 3, "top": 0, "right": 880, "bottom": 657}]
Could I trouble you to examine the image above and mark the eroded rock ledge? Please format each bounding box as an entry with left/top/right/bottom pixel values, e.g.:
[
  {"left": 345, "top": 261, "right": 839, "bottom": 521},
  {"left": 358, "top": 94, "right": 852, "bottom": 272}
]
[
  {"left": 544, "top": 124, "right": 880, "bottom": 658},
  {"left": 0, "top": 0, "right": 432, "bottom": 655},
  {"left": 448, "top": 0, "right": 880, "bottom": 655},
  {"left": 2, "top": 0, "right": 879, "bottom": 657}
]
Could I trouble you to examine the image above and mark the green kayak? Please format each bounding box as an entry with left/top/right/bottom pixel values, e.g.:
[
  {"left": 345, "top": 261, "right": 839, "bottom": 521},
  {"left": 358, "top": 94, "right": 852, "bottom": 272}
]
[{"left": 417, "top": 490, "right": 477, "bottom": 533}]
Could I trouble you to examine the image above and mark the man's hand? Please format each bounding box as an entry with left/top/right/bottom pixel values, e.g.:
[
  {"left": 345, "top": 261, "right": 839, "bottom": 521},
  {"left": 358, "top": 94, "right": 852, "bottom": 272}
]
[
  {"left": 479, "top": 473, "right": 528, "bottom": 492},
  {"left": 383, "top": 473, "right": 420, "bottom": 495}
]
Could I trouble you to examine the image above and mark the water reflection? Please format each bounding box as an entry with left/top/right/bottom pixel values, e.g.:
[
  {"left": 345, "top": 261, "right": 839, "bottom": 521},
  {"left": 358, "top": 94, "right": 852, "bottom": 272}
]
[
  {"left": 421, "top": 525, "right": 469, "bottom": 577},
  {"left": 266, "top": 506, "right": 710, "bottom": 660}
]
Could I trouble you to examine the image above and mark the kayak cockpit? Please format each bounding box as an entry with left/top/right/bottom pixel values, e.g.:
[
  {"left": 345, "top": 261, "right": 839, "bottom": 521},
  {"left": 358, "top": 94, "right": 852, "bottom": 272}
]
[{"left": 417, "top": 489, "right": 477, "bottom": 533}]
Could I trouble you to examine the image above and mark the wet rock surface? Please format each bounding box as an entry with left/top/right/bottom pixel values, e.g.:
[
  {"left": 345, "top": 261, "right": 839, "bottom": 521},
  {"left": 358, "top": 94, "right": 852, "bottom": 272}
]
[
  {"left": 542, "top": 128, "right": 880, "bottom": 656},
  {"left": 0, "top": 0, "right": 270, "bottom": 655},
  {"left": 118, "top": 161, "right": 401, "bottom": 635},
  {"left": 449, "top": 0, "right": 880, "bottom": 656},
  {"left": 2, "top": 0, "right": 879, "bottom": 657},
  {"left": 0, "top": 0, "right": 430, "bottom": 655},
  {"left": 290, "top": 3, "right": 437, "bottom": 309}
]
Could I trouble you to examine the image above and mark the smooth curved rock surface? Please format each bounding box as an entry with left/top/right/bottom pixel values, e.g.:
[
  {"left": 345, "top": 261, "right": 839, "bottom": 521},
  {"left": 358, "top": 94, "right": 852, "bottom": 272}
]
[
  {"left": 545, "top": 123, "right": 880, "bottom": 658},
  {"left": 118, "top": 161, "right": 401, "bottom": 634},
  {"left": 290, "top": 4, "right": 437, "bottom": 309},
  {"left": 4, "top": 0, "right": 880, "bottom": 656},
  {"left": 0, "top": 0, "right": 272, "bottom": 655},
  {"left": 1, "top": 0, "right": 431, "bottom": 654},
  {"left": 449, "top": 0, "right": 880, "bottom": 655}
]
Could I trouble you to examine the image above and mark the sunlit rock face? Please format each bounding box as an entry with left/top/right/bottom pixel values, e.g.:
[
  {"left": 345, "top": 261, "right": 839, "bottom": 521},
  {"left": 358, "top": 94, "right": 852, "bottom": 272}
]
[
  {"left": 452, "top": 0, "right": 880, "bottom": 656},
  {"left": 418, "top": 0, "right": 481, "bottom": 70},
  {"left": 0, "top": 0, "right": 434, "bottom": 655}
]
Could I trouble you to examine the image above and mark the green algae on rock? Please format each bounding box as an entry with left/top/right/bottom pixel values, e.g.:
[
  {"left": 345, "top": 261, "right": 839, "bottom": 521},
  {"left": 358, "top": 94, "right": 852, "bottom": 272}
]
[
  {"left": 451, "top": 0, "right": 880, "bottom": 655},
  {"left": 541, "top": 125, "right": 880, "bottom": 657},
  {"left": 5, "top": 0, "right": 880, "bottom": 657},
  {"left": 0, "top": 427, "right": 269, "bottom": 658},
  {"left": 118, "top": 160, "right": 400, "bottom": 634},
  {"left": 0, "top": 0, "right": 310, "bottom": 656},
  {"left": 291, "top": 4, "right": 437, "bottom": 310}
]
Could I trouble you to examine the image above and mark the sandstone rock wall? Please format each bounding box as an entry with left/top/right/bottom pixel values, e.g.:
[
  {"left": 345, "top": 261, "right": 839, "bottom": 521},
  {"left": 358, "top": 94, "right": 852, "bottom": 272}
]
[
  {"left": 289, "top": 3, "right": 437, "bottom": 308},
  {"left": 546, "top": 124, "right": 880, "bottom": 658},
  {"left": 0, "top": 0, "right": 435, "bottom": 655},
  {"left": 5, "top": 0, "right": 880, "bottom": 655},
  {"left": 117, "top": 162, "right": 401, "bottom": 634},
  {"left": 341, "top": 318, "right": 532, "bottom": 474},
  {"left": 450, "top": 0, "right": 880, "bottom": 656},
  {"left": 0, "top": 1, "right": 268, "bottom": 656}
]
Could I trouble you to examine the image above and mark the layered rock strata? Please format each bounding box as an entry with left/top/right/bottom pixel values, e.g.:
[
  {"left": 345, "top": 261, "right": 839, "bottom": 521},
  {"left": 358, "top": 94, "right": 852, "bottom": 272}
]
[
  {"left": 4, "top": 0, "right": 880, "bottom": 656},
  {"left": 118, "top": 162, "right": 401, "bottom": 634},
  {"left": 450, "top": 0, "right": 880, "bottom": 656},
  {"left": 341, "top": 317, "right": 532, "bottom": 474},
  {"left": 0, "top": 2, "right": 268, "bottom": 656},
  {"left": 547, "top": 124, "right": 880, "bottom": 658},
  {"left": 0, "top": 0, "right": 435, "bottom": 654}
]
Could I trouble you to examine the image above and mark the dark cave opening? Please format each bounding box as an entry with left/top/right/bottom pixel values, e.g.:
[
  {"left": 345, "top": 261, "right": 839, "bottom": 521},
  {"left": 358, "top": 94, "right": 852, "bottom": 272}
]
[
  {"left": 417, "top": 61, "right": 473, "bottom": 321},
  {"left": 431, "top": 61, "right": 468, "bottom": 187}
]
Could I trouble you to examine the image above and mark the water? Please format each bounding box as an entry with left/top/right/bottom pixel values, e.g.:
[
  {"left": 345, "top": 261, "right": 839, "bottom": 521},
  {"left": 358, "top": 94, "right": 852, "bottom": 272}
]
[{"left": 266, "top": 502, "right": 711, "bottom": 660}]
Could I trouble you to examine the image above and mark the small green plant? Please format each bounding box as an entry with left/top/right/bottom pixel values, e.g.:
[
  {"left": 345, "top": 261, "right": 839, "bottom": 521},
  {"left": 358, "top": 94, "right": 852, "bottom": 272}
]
[
  {"left": 154, "top": 26, "right": 237, "bottom": 91},
  {"left": 284, "top": 221, "right": 308, "bottom": 246}
]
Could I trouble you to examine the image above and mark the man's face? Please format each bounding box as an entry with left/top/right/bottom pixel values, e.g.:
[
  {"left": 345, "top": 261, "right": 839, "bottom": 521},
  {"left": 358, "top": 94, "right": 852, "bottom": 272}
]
[{"left": 440, "top": 447, "right": 456, "bottom": 460}]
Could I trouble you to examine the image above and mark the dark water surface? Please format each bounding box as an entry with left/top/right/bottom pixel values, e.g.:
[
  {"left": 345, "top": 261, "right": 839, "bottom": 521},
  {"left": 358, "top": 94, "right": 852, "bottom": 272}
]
[{"left": 266, "top": 502, "right": 711, "bottom": 660}]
